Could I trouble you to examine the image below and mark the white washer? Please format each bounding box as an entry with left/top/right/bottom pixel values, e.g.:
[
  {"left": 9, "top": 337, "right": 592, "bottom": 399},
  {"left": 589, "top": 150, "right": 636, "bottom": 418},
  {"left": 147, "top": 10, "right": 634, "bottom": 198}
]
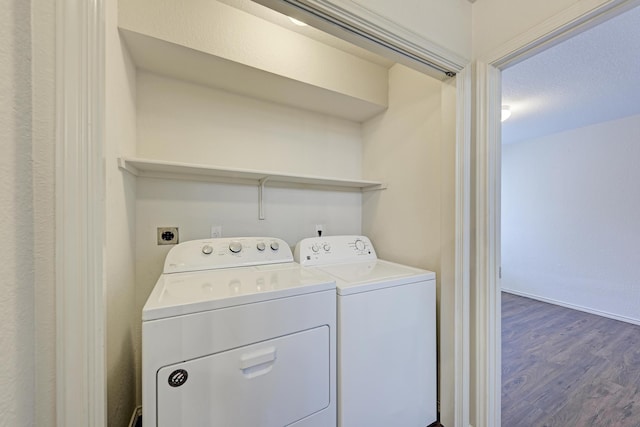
[
  {"left": 143, "top": 237, "right": 337, "bottom": 427},
  {"left": 295, "top": 235, "right": 437, "bottom": 427}
]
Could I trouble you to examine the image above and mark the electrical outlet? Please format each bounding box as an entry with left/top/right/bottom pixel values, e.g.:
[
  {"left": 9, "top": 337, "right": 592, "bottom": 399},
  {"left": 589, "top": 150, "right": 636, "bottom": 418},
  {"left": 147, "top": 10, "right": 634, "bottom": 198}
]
[
  {"left": 315, "top": 224, "right": 325, "bottom": 237},
  {"left": 211, "top": 225, "right": 222, "bottom": 238},
  {"left": 157, "top": 227, "right": 179, "bottom": 245}
]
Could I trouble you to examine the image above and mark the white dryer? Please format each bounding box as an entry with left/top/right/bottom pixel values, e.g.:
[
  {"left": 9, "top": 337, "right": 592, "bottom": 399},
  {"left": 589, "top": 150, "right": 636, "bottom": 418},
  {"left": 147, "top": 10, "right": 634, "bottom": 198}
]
[
  {"left": 143, "top": 237, "right": 337, "bottom": 427},
  {"left": 295, "top": 235, "right": 437, "bottom": 427}
]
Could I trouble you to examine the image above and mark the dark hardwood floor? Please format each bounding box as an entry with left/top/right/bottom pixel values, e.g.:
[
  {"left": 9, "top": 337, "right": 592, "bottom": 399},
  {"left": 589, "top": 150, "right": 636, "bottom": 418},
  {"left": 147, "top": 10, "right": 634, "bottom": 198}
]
[{"left": 502, "top": 292, "right": 640, "bottom": 427}]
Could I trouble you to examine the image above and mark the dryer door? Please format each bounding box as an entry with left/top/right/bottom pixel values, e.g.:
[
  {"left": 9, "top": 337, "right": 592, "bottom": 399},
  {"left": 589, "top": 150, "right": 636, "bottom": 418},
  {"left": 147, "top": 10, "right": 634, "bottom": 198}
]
[{"left": 156, "top": 325, "right": 330, "bottom": 427}]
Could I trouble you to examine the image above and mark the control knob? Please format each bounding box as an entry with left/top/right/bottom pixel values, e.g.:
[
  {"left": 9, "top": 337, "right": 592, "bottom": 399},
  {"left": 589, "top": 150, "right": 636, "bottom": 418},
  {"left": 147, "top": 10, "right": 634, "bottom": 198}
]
[
  {"left": 202, "top": 245, "right": 214, "bottom": 255},
  {"left": 354, "top": 239, "right": 365, "bottom": 251},
  {"left": 256, "top": 242, "right": 266, "bottom": 251},
  {"left": 229, "top": 241, "right": 242, "bottom": 254},
  {"left": 323, "top": 243, "right": 331, "bottom": 252},
  {"left": 312, "top": 244, "right": 320, "bottom": 253},
  {"left": 270, "top": 241, "right": 279, "bottom": 251}
]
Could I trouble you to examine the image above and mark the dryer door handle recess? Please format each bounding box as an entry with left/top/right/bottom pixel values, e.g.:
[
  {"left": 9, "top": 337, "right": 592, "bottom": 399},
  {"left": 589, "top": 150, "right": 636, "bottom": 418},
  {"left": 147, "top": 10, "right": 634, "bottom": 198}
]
[{"left": 239, "top": 347, "right": 277, "bottom": 378}]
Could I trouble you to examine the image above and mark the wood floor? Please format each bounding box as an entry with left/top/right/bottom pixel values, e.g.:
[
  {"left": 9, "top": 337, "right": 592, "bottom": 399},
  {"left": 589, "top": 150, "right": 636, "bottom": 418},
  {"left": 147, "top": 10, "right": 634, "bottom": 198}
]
[{"left": 502, "top": 292, "right": 640, "bottom": 427}]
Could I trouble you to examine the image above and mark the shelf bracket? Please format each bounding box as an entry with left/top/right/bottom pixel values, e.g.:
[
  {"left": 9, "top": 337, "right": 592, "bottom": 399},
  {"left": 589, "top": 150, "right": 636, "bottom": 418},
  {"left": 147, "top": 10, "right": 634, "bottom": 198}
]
[{"left": 258, "top": 177, "right": 270, "bottom": 220}]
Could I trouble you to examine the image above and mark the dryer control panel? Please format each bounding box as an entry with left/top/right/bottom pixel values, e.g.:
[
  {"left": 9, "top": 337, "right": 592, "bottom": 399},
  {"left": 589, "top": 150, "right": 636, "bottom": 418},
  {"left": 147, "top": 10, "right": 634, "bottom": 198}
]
[
  {"left": 295, "top": 235, "right": 377, "bottom": 266},
  {"left": 164, "top": 237, "right": 293, "bottom": 274}
]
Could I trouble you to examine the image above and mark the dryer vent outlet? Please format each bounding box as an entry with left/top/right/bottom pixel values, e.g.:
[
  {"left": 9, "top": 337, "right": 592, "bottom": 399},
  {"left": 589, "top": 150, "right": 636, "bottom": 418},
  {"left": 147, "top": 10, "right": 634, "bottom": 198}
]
[{"left": 157, "top": 227, "right": 179, "bottom": 245}]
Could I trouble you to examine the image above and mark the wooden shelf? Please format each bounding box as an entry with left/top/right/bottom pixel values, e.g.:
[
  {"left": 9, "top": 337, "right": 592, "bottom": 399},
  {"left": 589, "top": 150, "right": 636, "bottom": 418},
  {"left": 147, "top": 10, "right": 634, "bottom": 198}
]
[{"left": 118, "top": 157, "right": 386, "bottom": 192}]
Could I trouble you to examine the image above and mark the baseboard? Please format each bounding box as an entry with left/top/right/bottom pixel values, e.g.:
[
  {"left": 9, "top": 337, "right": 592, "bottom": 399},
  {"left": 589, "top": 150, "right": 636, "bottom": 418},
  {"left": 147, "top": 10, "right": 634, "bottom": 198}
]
[
  {"left": 128, "top": 406, "right": 142, "bottom": 427},
  {"left": 502, "top": 288, "right": 640, "bottom": 326}
]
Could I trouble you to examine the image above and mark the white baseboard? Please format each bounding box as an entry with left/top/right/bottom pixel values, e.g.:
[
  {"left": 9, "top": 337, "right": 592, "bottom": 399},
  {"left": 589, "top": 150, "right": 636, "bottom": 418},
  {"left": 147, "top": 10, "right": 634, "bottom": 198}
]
[
  {"left": 128, "top": 406, "right": 142, "bottom": 427},
  {"left": 502, "top": 288, "right": 640, "bottom": 326}
]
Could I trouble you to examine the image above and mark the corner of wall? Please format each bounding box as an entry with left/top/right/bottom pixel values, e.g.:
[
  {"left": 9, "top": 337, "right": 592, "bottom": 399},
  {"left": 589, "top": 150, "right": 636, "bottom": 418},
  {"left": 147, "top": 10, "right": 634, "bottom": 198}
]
[{"left": 105, "top": 0, "right": 139, "bottom": 423}]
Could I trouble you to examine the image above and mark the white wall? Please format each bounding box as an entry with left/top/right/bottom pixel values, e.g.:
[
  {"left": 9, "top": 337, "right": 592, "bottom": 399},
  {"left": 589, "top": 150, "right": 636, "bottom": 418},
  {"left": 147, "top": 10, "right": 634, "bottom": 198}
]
[
  {"left": 502, "top": 114, "right": 640, "bottom": 324},
  {"left": 472, "top": 0, "right": 580, "bottom": 59},
  {"left": 361, "top": 64, "right": 456, "bottom": 426},
  {"left": 32, "top": 0, "right": 56, "bottom": 424},
  {"left": 472, "top": 0, "right": 599, "bottom": 59},
  {"left": 105, "top": 0, "right": 139, "bottom": 425},
  {"left": 362, "top": 64, "right": 443, "bottom": 269},
  {"left": 349, "top": 0, "right": 472, "bottom": 60},
  {"left": 136, "top": 72, "right": 364, "bottom": 177},
  {"left": 0, "top": 1, "right": 35, "bottom": 425},
  {"left": 1, "top": 0, "right": 56, "bottom": 425}
]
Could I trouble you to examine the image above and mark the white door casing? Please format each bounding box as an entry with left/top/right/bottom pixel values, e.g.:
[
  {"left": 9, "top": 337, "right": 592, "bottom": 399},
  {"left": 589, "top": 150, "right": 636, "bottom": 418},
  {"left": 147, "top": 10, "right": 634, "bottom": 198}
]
[
  {"left": 472, "top": 60, "right": 502, "bottom": 427},
  {"left": 454, "top": 66, "right": 472, "bottom": 427},
  {"left": 56, "top": 0, "right": 106, "bottom": 426}
]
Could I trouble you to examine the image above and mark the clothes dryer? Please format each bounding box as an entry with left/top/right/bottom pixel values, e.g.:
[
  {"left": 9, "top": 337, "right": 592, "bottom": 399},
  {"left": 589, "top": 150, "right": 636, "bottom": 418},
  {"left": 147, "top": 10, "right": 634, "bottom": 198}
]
[
  {"left": 143, "top": 237, "right": 337, "bottom": 427},
  {"left": 295, "top": 235, "right": 437, "bottom": 427}
]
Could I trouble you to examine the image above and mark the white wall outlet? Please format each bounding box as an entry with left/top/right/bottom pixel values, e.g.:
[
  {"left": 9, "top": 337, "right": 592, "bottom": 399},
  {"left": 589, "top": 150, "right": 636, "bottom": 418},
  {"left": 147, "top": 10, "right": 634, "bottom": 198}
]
[
  {"left": 211, "top": 225, "right": 222, "bottom": 238},
  {"left": 157, "top": 227, "right": 179, "bottom": 245},
  {"left": 315, "top": 224, "right": 325, "bottom": 237}
]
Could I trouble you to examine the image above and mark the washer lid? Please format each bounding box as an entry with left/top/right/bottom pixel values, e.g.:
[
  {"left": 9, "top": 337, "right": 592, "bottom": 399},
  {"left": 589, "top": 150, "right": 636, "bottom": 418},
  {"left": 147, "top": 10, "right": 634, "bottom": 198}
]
[
  {"left": 143, "top": 263, "right": 335, "bottom": 321},
  {"left": 319, "top": 259, "right": 435, "bottom": 296}
]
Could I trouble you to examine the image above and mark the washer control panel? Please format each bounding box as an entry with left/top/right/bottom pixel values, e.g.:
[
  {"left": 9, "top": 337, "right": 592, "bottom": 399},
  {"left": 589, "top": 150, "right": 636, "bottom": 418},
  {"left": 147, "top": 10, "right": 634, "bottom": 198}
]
[
  {"left": 164, "top": 237, "right": 292, "bottom": 274},
  {"left": 294, "top": 235, "right": 377, "bottom": 266}
]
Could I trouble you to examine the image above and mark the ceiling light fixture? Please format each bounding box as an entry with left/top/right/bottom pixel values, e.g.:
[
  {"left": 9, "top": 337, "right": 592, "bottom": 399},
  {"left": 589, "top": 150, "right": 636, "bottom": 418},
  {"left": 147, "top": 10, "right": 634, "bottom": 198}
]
[
  {"left": 501, "top": 105, "right": 512, "bottom": 122},
  {"left": 288, "top": 17, "right": 308, "bottom": 26}
]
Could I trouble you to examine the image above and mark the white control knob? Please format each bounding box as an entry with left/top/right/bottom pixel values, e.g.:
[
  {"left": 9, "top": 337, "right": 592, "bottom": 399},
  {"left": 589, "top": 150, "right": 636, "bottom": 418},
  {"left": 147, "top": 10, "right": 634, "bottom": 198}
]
[
  {"left": 270, "top": 241, "right": 279, "bottom": 251},
  {"left": 202, "top": 245, "right": 214, "bottom": 255},
  {"left": 312, "top": 244, "right": 320, "bottom": 253},
  {"left": 323, "top": 243, "right": 331, "bottom": 251},
  {"left": 354, "top": 239, "right": 365, "bottom": 251},
  {"left": 256, "top": 242, "right": 266, "bottom": 251},
  {"left": 229, "top": 241, "right": 242, "bottom": 253}
]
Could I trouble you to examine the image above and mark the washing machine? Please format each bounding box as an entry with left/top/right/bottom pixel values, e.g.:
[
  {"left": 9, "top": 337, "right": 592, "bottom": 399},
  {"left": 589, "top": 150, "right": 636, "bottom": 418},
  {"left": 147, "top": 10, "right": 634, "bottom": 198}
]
[
  {"left": 142, "top": 237, "right": 337, "bottom": 427},
  {"left": 295, "top": 235, "right": 437, "bottom": 427}
]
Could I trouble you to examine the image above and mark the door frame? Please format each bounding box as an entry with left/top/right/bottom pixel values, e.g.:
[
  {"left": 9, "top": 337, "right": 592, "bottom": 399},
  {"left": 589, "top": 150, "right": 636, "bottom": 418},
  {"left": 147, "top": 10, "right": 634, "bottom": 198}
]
[
  {"left": 472, "top": 1, "right": 640, "bottom": 426},
  {"left": 56, "top": 0, "right": 106, "bottom": 425}
]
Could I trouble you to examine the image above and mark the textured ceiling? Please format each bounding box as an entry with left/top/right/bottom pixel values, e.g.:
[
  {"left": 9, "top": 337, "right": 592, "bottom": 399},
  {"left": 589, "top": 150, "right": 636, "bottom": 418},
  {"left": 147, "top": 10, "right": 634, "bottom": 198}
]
[{"left": 502, "top": 6, "right": 640, "bottom": 144}]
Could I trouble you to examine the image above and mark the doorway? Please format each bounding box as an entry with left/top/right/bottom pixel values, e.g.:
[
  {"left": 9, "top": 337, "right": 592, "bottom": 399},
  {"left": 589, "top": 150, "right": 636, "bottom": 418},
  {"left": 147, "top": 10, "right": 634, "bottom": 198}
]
[
  {"left": 473, "top": 1, "right": 640, "bottom": 426},
  {"left": 499, "top": 3, "right": 640, "bottom": 425}
]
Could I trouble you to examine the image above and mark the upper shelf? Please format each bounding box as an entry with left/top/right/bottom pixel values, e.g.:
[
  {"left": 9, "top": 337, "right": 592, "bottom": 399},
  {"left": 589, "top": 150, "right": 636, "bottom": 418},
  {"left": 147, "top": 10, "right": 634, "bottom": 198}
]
[
  {"left": 119, "top": 29, "right": 388, "bottom": 123},
  {"left": 118, "top": 158, "right": 386, "bottom": 192}
]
